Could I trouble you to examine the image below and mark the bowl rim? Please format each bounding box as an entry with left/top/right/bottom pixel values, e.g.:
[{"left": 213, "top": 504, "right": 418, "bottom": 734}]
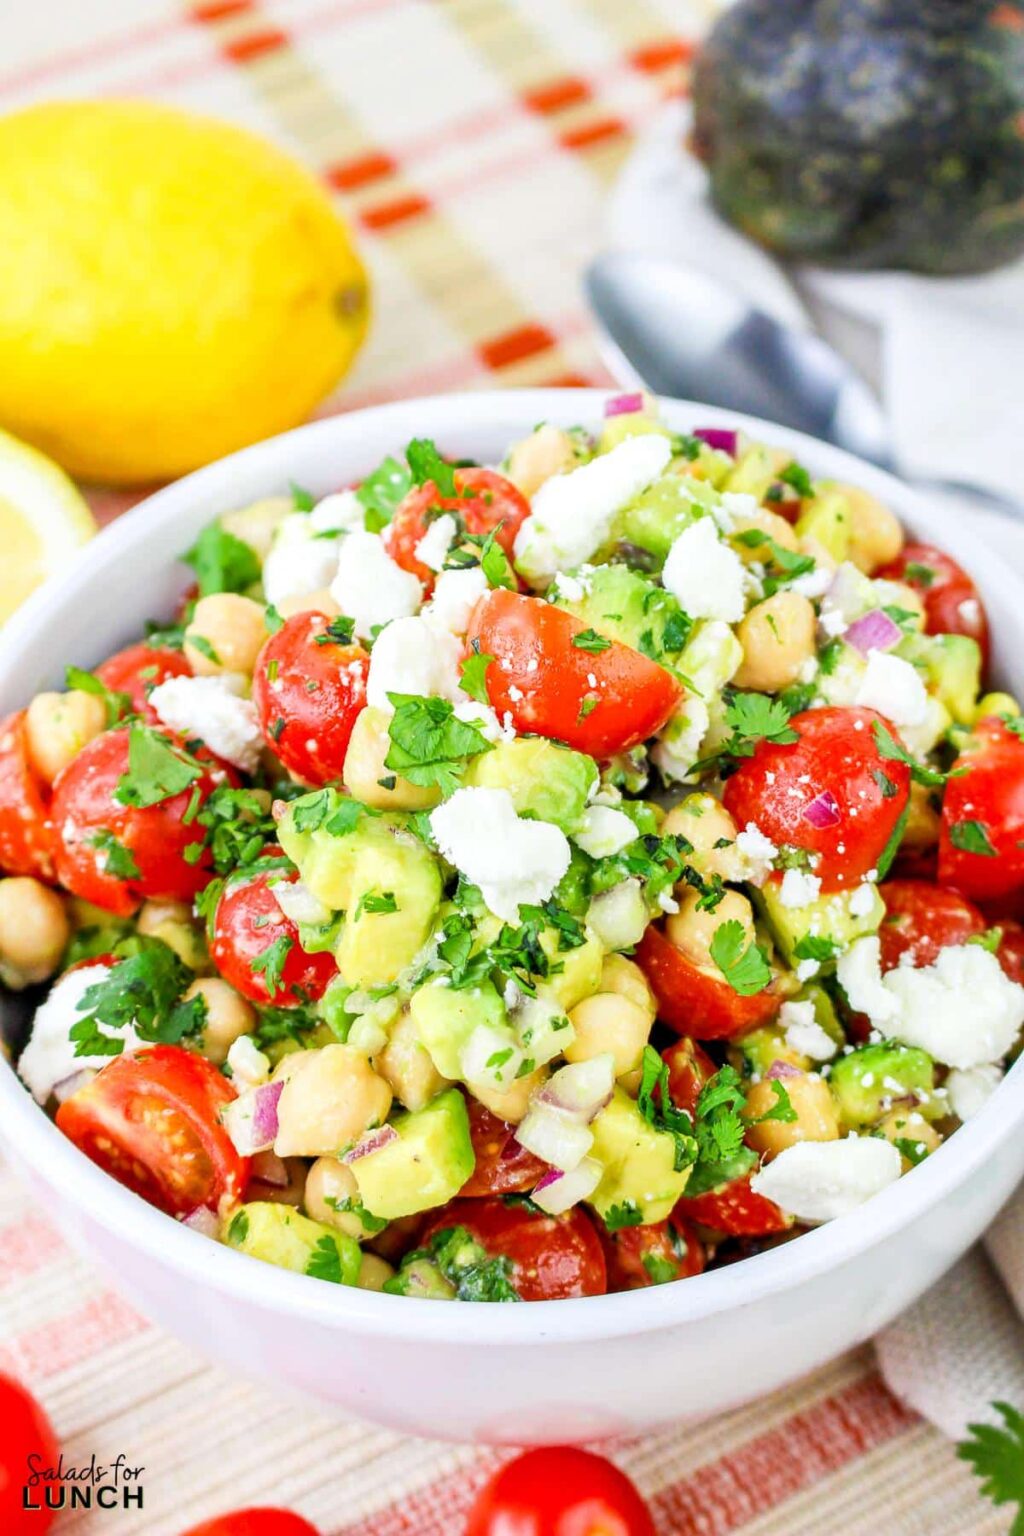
[{"left": 1, "top": 386, "right": 1021, "bottom": 1346}]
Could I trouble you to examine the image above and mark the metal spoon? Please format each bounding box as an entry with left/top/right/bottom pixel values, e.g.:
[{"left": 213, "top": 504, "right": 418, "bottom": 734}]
[{"left": 586, "top": 251, "right": 1023, "bottom": 520}]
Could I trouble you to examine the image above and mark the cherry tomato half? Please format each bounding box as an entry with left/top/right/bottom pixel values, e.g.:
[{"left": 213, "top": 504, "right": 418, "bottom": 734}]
[
  {"left": 56, "top": 1044, "right": 249, "bottom": 1215},
  {"left": 599, "top": 1216, "right": 705, "bottom": 1292},
  {"left": 422, "top": 1198, "right": 606, "bottom": 1301},
  {"left": 466, "top": 1448, "right": 655, "bottom": 1536},
  {"left": 0, "top": 1373, "right": 60, "bottom": 1535},
  {"left": 211, "top": 854, "right": 337, "bottom": 1007},
  {"left": 997, "top": 919, "right": 1024, "bottom": 986},
  {"left": 0, "top": 710, "right": 57, "bottom": 880},
  {"left": 674, "top": 1174, "right": 791, "bottom": 1239},
  {"left": 50, "top": 725, "right": 224, "bottom": 915},
  {"left": 95, "top": 642, "right": 192, "bottom": 722},
  {"left": 251, "top": 612, "right": 369, "bottom": 786},
  {"left": 938, "top": 719, "right": 1024, "bottom": 903},
  {"left": 877, "top": 879, "right": 986, "bottom": 971},
  {"left": 460, "top": 1100, "right": 547, "bottom": 1198},
  {"left": 467, "top": 589, "right": 682, "bottom": 760},
  {"left": 662, "top": 1036, "right": 718, "bottom": 1115},
  {"left": 386, "top": 468, "right": 530, "bottom": 591},
  {"left": 636, "top": 923, "right": 779, "bottom": 1040},
  {"left": 723, "top": 707, "right": 910, "bottom": 889},
  {"left": 878, "top": 542, "right": 989, "bottom": 668},
  {"left": 181, "top": 1513, "right": 319, "bottom": 1536}
]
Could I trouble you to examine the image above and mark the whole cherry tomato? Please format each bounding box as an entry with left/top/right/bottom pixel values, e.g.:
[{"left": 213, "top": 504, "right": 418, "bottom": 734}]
[
  {"left": 877, "top": 879, "right": 986, "bottom": 970},
  {"left": 997, "top": 919, "right": 1024, "bottom": 986},
  {"left": 95, "top": 642, "right": 192, "bottom": 722},
  {"left": 635, "top": 923, "right": 779, "bottom": 1040},
  {"left": 938, "top": 718, "right": 1024, "bottom": 903},
  {"left": 0, "top": 710, "right": 57, "bottom": 880},
  {"left": 467, "top": 590, "right": 682, "bottom": 760},
  {"left": 662, "top": 1036, "right": 718, "bottom": 1115},
  {"left": 422, "top": 1198, "right": 607, "bottom": 1301},
  {"left": 459, "top": 1100, "right": 547, "bottom": 1198},
  {"left": 674, "top": 1174, "right": 791, "bottom": 1239},
  {"left": 56, "top": 1044, "right": 249, "bottom": 1216},
  {"left": 0, "top": 1373, "right": 60, "bottom": 1535},
  {"left": 50, "top": 725, "right": 226, "bottom": 915},
  {"left": 251, "top": 612, "right": 369, "bottom": 786},
  {"left": 181, "top": 1512, "right": 319, "bottom": 1536},
  {"left": 599, "top": 1216, "right": 705, "bottom": 1291},
  {"left": 211, "top": 854, "right": 337, "bottom": 1007},
  {"left": 465, "top": 1448, "right": 655, "bottom": 1536},
  {"left": 385, "top": 467, "right": 530, "bottom": 591},
  {"left": 878, "top": 542, "right": 989, "bottom": 668},
  {"left": 723, "top": 707, "right": 910, "bottom": 889}
]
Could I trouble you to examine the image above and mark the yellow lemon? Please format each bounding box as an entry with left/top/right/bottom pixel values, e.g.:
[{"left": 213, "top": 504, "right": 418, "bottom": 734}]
[
  {"left": 0, "top": 101, "right": 370, "bottom": 485},
  {"left": 0, "top": 428, "right": 96, "bottom": 622}
]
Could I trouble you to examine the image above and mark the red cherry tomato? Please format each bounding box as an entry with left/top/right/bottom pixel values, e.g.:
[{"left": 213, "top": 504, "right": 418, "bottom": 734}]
[
  {"left": 460, "top": 1100, "right": 547, "bottom": 1198},
  {"left": 0, "top": 710, "right": 57, "bottom": 880},
  {"left": 938, "top": 719, "right": 1024, "bottom": 903},
  {"left": 0, "top": 1373, "right": 60, "bottom": 1535},
  {"left": 467, "top": 589, "right": 682, "bottom": 760},
  {"left": 723, "top": 707, "right": 911, "bottom": 889},
  {"left": 599, "top": 1216, "right": 705, "bottom": 1291},
  {"left": 635, "top": 923, "right": 779, "bottom": 1040},
  {"left": 95, "top": 642, "right": 192, "bottom": 722},
  {"left": 251, "top": 612, "right": 369, "bottom": 787},
  {"left": 878, "top": 542, "right": 989, "bottom": 668},
  {"left": 422, "top": 1198, "right": 606, "bottom": 1301},
  {"left": 466, "top": 1448, "right": 655, "bottom": 1536},
  {"left": 675, "top": 1174, "right": 791, "bottom": 1238},
  {"left": 181, "top": 1512, "right": 319, "bottom": 1536},
  {"left": 662, "top": 1036, "right": 718, "bottom": 1115},
  {"left": 877, "top": 879, "right": 986, "bottom": 970},
  {"left": 56, "top": 1044, "right": 249, "bottom": 1216},
  {"left": 385, "top": 468, "right": 530, "bottom": 591},
  {"left": 211, "top": 855, "right": 337, "bottom": 1007},
  {"left": 50, "top": 726, "right": 226, "bottom": 915},
  {"left": 997, "top": 919, "right": 1024, "bottom": 985}
]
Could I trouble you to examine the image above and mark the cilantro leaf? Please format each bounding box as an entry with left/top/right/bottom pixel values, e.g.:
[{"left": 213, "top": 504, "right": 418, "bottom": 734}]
[
  {"left": 406, "top": 438, "right": 458, "bottom": 498},
  {"left": 874, "top": 798, "right": 910, "bottom": 881},
  {"left": 709, "top": 920, "right": 772, "bottom": 996},
  {"left": 427, "top": 1225, "right": 521, "bottom": 1302},
  {"left": 314, "top": 616, "right": 356, "bottom": 648},
  {"left": 603, "top": 1201, "right": 644, "bottom": 1232},
  {"left": 636, "top": 1046, "right": 698, "bottom": 1173},
  {"left": 353, "top": 889, "right": 398, "bottom": 919},
  {"left": 184, "top": 786, "right": 276, "bottom": 874},
  {"left": 703, "top": 691, "right": 799, "bottom": 769},
  {"left": 290, "top": 482, "right": 315, "bottom": 512},
  {"left": 71, "top": 939, "right": 206, "bottom": 1058},
  {"left": 385, "top": 693, "right": 492, "bottom": 795},
  {"left": 115, "top": 724, "right": 203, "bottom": 809},
  {"left": 355, "top": 455, "right": 414, "bottom": 532},
  {"left": 792, "top": 934, "right": 838, "bottom": 963},
  {"left": 904, "top": 560, "right": 937, "bottom": 589},
  {"left": 871, "top": 719, "right": 950, "bottom": 789},
  {"left": 957, "top": 1402, "right": 1024, "bottom": 1533},
  {"left": 571, "top": 628, "right": 612, "bottom": 653},
  {"left": 642, "top": 1253, "right": 679, "bottom": 1285},
  {"left": 949, "top": 818, "right": 997, "bottom": 858},
  {"left": 251, "top": 935, "right": 294, "bottom": 997},
  {"left": 459, "top": 645, "right": 495, "bottom": 704},
  {"left": 89, "top": 828, "right": 140, "bottom": 883},
  {"left": 184, "top": 524, "right": 261, "bottom": 597},
  {"left": 65, "top": 665, "right": 132, "bottom": 727},
  {"left": 779, "top": 461, "right": 814, "bottom": 498},
  {"left": 305, "top": 1234, "right": 345, "bottom": 1285}
]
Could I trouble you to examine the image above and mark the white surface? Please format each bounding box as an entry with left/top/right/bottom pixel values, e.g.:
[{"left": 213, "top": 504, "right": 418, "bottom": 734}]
[{"left": 2, "top": 390, "right": 1024, "bottom": 1445}]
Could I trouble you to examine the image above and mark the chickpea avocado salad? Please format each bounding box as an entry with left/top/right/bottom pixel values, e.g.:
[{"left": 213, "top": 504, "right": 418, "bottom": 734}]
[{"left": 4, "top": 395, "right": 1023, "bottom": 1304}]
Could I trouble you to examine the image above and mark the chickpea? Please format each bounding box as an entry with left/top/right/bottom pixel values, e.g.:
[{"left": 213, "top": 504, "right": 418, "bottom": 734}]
[
  {"left": 184, "top": 593, "right": 268, "bottom": 677},
  {"left": 661, "top": 793, "right": 745, "bottom": 883},
  {"left": 473, "top": 1064, "right": 547, "bottom": 1125},
  {"left": 665, "top": 887, "right": 756, "bottom": 969},
  {"left": 25, "top": 689, "right": 106, "bottom": 785},
  {"left": 343, "top": 706, "right": 440, "bottom": 811},
  {"left": 598, "top": 954, "right": 655, "bottom": 1019},
  {"left": 976, "top": 691, "right": 1021, "bottom": 725},
  {"left": 743, "top": 1073, "right": 840, "bottom": 1159},
  {"left": 842, "top": 484, "right": 904, "bottom": 574},
  {"left": 902, "top": 780, "right": 941, "bottom": 852},
  {"left": 506, "top": 424, "right": 576, "bottom": 497},
  {"left": 373, "top": 1009, "right": 449, "bottom": 1112},
  {"left": 878, "top": 1109, "right": 942, "bottom": 1171},
  {"left": 277, "top": 586, "right": 341, "bottom": 621},
  {"left": 304, "top": 1156, "right": 371, "bottom": 1240},
  {"left": 358, "top": 1253, "right": 395, "bottom": 1291},
  {"left": 734, "top": 592, "right": 816, "bottom": 694},
  {"left": 728, "top": 507, "right": 799, "bottom": 565},
  {"left": 185, "top": 977, "right": 255, "bottom": 1065},
  {"left": 274, "top": 1044, "right": 394, "bottom": 1157},
  {"left": 0, "top": 877, "right": 69, "bottom": 988},
  {"left": 565, "top": 992, "right": 652, "bottom": 1077},
  {"left": 220, "top": 496, "right": 293, "bottom": 560},
  {"left": 137, "top": 898, "right": 208, "bottom": 970}
]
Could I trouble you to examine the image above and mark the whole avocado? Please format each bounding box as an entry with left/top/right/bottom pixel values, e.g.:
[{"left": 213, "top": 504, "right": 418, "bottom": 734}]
[{"left": 692, "top": 0, "right": 1024, "bottom": 274}]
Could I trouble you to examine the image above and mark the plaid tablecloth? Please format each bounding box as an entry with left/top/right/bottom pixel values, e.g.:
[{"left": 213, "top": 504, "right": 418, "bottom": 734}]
[{"left": 0, "top": 2, "right": 1006, "bottom": 1531}]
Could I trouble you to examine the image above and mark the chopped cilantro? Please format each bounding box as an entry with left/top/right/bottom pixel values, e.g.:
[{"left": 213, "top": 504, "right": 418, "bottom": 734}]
[
  {"left": 184, "top": 524, "right": 261, "bottom": 597},
  {"left": 114, "top": 724, "right": 203, "bottom": 808},
  {"left": 353, "top": 889, "right": 398, "bottom": 919},
  {"left": 70, "top": 938, "right": 206, "bottom": 1059},
  {"left": 949, "top": 819, "right": 997, "bottom": 857},
  {"left": 709, "top": 920, "right": 772, "bottom": 995},
  {"left": 406, "top": 437, "right": 458, "bottom": 497},
  {"left": 324, "top": 1194, "right": 387, "bottom": 1234},
  {"left": 227, "top": 1209, "right": 249, "bottom": 1244},
  {"left": 264, "top": 603, "right": 284, "bottom": 633},
  {"left": 251, "top": 935, "right": 294, "bottom": 997},
  {"left": 710, "top": 691, "right": 799, "bottom": 766},
  {"left": 779, "top": 461, "right": 814, "bottom": 498},
  {"left": 385, "top": 693, "right": 492, "bottom": 795},
  {"left": 184, "top": 785, "right": 276, "bottom": 874},
  {"left": 636, "top": 1045, "right": 698, "bottom": 1172},
  {"left": 904, "top": 561, "right": 937, "bottom": 589},
  {"left": 818, "top": 638, "right": 844, "bottom": 676},
  {"left": 871, "top": 719, "right": 952, "bottom": 789},
  {"left": 314, "top": 615, "right": 356, "bottom": 647},
  {"left": 875, "top": 799, "right": 910, "bottom": 881},
  {"left": 793, "top": 934, "right": 839, "bottom": 963},
  {"left": 642, "top": 1253, "right": 679, "bottom": 1285},
  {"left": 603, "top": 1201, "right": 644, "bottom": 1232},
  {"left": 571, "top": 628, "right": 612, "bottom": 653},
  {"left": 305, "top": 1234, "right": 345, "bottom": 1285},
  {"left": 872, "top": 768, "right": 899, "bottom": 800},
  {"left": 290, "top": 482, "right": 316, "bottom": 512},
  {"left": 427, "top": 1225, "right": 521, "bottom": 1303},
  {"left": 89, "top": 828, "right": 141, "bottom": 882},
  {"left": 893, "top": 1136, "right": 932, "bottom": 1167},
  {"left": 355, "top": 455, "right": 414, "bottom": 532},
  {"left": 65, "top": 665, "right": 132, "bottom": 726},
  {"left": 459, "top": 644, "right": 495, "bottom": 704}
]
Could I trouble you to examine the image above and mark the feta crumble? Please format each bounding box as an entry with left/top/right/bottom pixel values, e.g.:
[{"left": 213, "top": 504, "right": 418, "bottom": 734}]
[
  {"left": 18, "top": 965, "right": 142, "bottom": 1103},
  {"left": 946, "top": 1063, "right": 1003, "bottom": 1122},
  {"left": 414, "top": 513, "right": 458, "bottom": 573},
  {"left": 262, "top": 513, "right": 343, "bottom": 609},
  {"left": 573, "top": 805, "right": 637, "bottom": 859},
  {"left": 424, "top": 567, "right": 489, "bottom": 634},
  {"left": 662, "top": 516, "right": 746, "bottom": 624},
  {"left": 751, "top": 1136, "right": 902, "bottom": 1223},
  {"left": 736, "top": 822, "right": 778, "bottom": 883},
  {"left": 778, "top": 868, "right": 822, "bottom": 909},
  {"left": 855, "top": 651, "right": 928, "bottom": 727},
  {"left": 366, "top": 615, "right": 463, "bottom": 711},
  {"left": 779, "top": 999, "right": 836, "bottom": 1062},
  {"left": 150, "top": 673, "right": 263, "bottom": 773},
  {"left": 330, "top": 531, "right": 422, "bottom": 639},
  {"left": 430, "top": 786, "right": 571, "bottom": 923}
]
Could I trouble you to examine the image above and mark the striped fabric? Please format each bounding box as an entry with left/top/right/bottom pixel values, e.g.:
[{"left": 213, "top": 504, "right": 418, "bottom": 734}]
[{"left": 0, "top": 2, "right": 1004, "bottom": 1531}]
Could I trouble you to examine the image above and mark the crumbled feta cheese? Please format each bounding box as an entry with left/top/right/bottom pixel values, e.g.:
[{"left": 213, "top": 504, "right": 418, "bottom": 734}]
[
  {"left": 751, "top": 1136, "right": 902, "bottom": 1223},
  {"left": 18, "top": 965, "right": 142, "bottom": 1103},
  {"left": 513, "top": 435, "right": 671, "bottom": 583},
  {"left": 330, "top": 530, "right": 422, "bottom": 639},
  {"left": 662, "top": 517, "right": 746, "bottom": 623},
  {"left": 261, "top": 513, "right": 343, "bottom": 609},
  {"left": 430, "top": 787, "right": 571, "bottom": 923},
  {"left": 716, "top": 491, "right": 760, "bottom": 528},
  {"left": 855, "top": 651, "right": 928, "bottom": 727},
  {"left": 226, "top": 1034, "right": 271, "bottom": 1088},
  {"left": 271, "top": 877, "right": 331, "bottom": 927},
  {"left": 789, "top": 565, "right": 833, "bottom": 600},
  {"left": 819, "top": 608, "right": 848, "bottom": 640},
  {"left": 736, "top": 821, "right": 778, "bottom": 883},
  {"left": 946, "top": 1063, "right": 1003, "bottom": 1121},
  {"left": 424, "top": 567, "right": 489, "bottom": 634},
  {"left": 651, "top": 697, "right": 710, "bottom": 784},
  {"left": 848, "top": 882, "right": 876, "bottom": 919},
  {"left": 779, "top": 999, "right": 836, "bottom": 1062},
  {"left": 551, "top": 571, "right": 588, "bottom": 603},
  {"left": 309, "top": 490, "right": 365, "bottom": 535},
  {"left": 149, "top": 673, "right": 263, "bottom": 773},
  {"left": 778, "top": 868, "right": 822, "bottom": 909},
  {"left": 452, "top": 700, "right": 515, "bottom": 744},
  {"left": 366, "top": 616, "right": 462, "bottom": 711},
  {"left": 838, "top": 936, "right": 1024, "bottom": 1068},
  {"left": 414, "top": 513, "right": 458, "bottom": 573},
  {"left": 796, "top": 958, "right": 820, "bottom": 981},
  {"left": 573, "top": 805, "right": 637, "bottom": 859}
]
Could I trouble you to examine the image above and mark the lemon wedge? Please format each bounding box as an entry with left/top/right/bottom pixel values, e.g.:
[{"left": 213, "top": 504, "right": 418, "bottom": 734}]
[{"left": 0, "top": 427, "right": 96, "bottom": 623}]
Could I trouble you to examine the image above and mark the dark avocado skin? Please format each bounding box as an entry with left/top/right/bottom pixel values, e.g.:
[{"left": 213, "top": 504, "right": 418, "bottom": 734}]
[{"left": 692, "top": 0, "right": 1024, "bottom": 274}]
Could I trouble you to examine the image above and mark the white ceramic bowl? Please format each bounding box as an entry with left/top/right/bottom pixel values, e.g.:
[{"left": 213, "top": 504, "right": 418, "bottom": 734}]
[{"left": 1, "top": 390, "right": 1021, "bottom": 1445}]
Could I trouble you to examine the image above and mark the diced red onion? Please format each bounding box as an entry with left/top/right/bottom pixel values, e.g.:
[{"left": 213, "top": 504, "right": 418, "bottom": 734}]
[
  {"left": 515, "top": 1104, "right": 594, "bottom": 1173},
  {"left": 249, "top": 1149, "right": 290, "bottom": 1189},
  {"left": 224, "top": 1079, "right": 284, "bottom": 1156},
  {"left": 766, "top": 1060, "right": 802, "bottom": 1081},
  {"left": 531, "top": 1157, "right": 602, "bottom": 1215},
  {"left": 182, "top": 1206, "right": 220, "bottom": 1238},
  {"left": 536, "top": 1055, "right": 615, "bottom": 1124},
  {"left": 823, "top": 563, "right": 868, "bottom": 622},
  {"left": 802, "top": 790, "right": 841, "bottom": 830},
  {"left": 604, "top": 391, "right": 644, "bottom": 418},
  {"left": 844, "top": 608, "right": 902, "bottom": 657},
  {"left": 341, "top": 1124, "right": 399, "bottom": 1164},
  {"left": 52, "top": 1069, "right": 94, "bottom": 1104},
  {"left": 694, "top": 427, "right": 738, "bottom": 455}
]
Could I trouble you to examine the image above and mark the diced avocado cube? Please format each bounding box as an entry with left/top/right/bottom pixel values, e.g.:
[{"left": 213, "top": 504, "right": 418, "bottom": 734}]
[
  {"left": 349, "top": 1089, "right": 475, "bottom": 1220},
  {"left": 540, "top": 925, "right": 604, "bottom": 1011},
  {"left": 554, "top": 562, "right": 692, "bottom": 666},
  {"left": 897, "top": 632, "right": 981, "bottom": 726},
  {"left": 795, "top": 485, "right": 851, "bottom": 562},
  {"left": 588, "top": 1087, "right": 692, "bottom": 1225},
  {"left": 612, "top": 475, "right": 703, "bottom": 561},
  {"left": 277, "top": 792, "right": 392, "bottom": 909},
  {"left": 596, "top": 411, "right": 672, "bottom": 454},
  {"left": 336, "top": 833, "right": 441, "bottom": 988},
  {"left": 828, "top": 1043, "right": 937, "bottom": 1130},
  {"left": 464, "top": 737, "right": 597, "bottom": 833},
  {"left": 734, "top": 984, "right": 843, "bottom": 1076},
  {"left": 410, "top": 977, "right": 507, "bottom": 1080},
  {"left": 722, "top": 444, "right": 791, "bottom": 500},
  {"left": 678, "top": 619, "right": 743, "bottom": 701},
  {"left": 223, "top": 1201, "right": 361, "bottom": 1285},
  {"left": 383, "top": 1256, "right": 455, "bottom": 1299},
  {"left": 754, "top": 881, "right": 884, "bottom": 969}
]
